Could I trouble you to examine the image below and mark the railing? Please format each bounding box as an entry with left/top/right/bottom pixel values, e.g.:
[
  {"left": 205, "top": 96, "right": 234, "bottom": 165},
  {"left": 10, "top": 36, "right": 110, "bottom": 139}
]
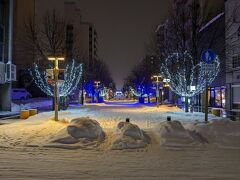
[{"left": 227, "top": 110, "right": 240, "bottom": 121}]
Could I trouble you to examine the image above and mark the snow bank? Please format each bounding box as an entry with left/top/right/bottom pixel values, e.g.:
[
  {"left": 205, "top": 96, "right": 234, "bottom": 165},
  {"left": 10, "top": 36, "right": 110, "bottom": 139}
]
[
  {"left": 186, "top": 119, "right": 240, "bottom": 149},
  {"left": 49, "top": 117, "right": 105, "bottom": 148},
  {"left": 155, "top": 120, "right": 202, "bottom": 147},
  {"left": 11, "top": 100, "right": 52, "bottom": 112},
  {"left": 11, "top": 103, "right": 31, "bottom": 112},
  {"left": 111, "top": 122, "right": 150, "bottom": 150}
]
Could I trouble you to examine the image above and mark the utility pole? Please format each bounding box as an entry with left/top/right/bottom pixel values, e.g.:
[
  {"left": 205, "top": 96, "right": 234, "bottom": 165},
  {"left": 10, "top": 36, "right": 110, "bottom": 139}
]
[
  {"left": 81, "top": 64, "right": 84, "bottom": 105},
  {"left": 205, "top": 75, "right": 208, "bottom": 122}
]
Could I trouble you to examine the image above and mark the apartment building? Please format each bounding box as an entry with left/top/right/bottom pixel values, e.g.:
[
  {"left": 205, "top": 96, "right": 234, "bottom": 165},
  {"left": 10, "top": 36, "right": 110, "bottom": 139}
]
[
  {"left": 0, "top": 0, "right": 15, "bottom": 111},
  {"left": 225, "top": 0, "right": 240, "bottom": 119}
]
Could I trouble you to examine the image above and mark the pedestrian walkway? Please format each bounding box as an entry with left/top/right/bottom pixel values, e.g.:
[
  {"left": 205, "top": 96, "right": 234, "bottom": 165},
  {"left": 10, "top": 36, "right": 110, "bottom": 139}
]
[{"left": 0, "top": 111, "right": 19, "bottom": 118}]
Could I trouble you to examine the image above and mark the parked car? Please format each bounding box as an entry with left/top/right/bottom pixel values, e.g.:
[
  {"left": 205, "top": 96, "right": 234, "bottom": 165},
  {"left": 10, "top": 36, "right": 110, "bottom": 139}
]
[
  {"left": 11, "top": 88, "right": 32, "bottom": 100},
  {"left": 114, "top": 91, "right": 124, "bottom": 100}
]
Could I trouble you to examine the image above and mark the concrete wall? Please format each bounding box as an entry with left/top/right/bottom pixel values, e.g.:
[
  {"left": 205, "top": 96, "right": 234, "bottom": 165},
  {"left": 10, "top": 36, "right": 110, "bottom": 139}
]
[
  {"left": 225, "top": 0, "right": 240, "bottom": 111},
  {"left": 0, "top": 0, "right": 12, "bottom": 111},
  {"left": 0, "top": 83, "right": 11, "bottom": 111}
]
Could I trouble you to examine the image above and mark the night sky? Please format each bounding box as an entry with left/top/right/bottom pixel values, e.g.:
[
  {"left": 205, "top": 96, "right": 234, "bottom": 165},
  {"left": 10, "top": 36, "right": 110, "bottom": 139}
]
[
  {"left": 38, "top": 0, "right": 223, "bottom": 90},
  {"left": 77, "top": 0, "right": 171, "bottom": 89}
]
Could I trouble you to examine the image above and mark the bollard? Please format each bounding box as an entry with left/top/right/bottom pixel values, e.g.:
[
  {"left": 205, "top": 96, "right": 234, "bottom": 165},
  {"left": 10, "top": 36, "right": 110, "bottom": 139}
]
[
  {"left": 167, "top": 116, "right": 171, "bottom": 121},
  {"left": 211, "top": 108, "right": 221, "bottom": 117},
  {"left": 29, "top": 109, "right": 38, "bottom": 116},
  {"left": 20, "top": 110, "right": 30, "bottom": 119}
]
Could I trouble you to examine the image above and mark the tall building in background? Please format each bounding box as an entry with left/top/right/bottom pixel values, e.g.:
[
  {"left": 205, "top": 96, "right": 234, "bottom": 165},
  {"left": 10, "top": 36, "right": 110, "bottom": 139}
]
[
  {"left": 12, "top": 0, "right": 35, "bottom": 87},
  {"left": 64, "top": 0, "right": 98, "bottom": 68},
  {"left": 10, "top": 0, "right": 99, "bottom": 89},
  {"left": 225, "top": 0, "right": 240, "bottom": 119},
  {"left": 0, "top": 0, "right": 15, "bottom": 111}
]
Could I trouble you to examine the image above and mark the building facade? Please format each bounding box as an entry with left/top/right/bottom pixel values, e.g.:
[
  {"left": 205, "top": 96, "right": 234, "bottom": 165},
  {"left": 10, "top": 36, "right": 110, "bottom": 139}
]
[
  {"left": 225, "top": 0, "right": 240, "bottom": 119},
  {"left": 199, "top": 13, "right": 226, "bottom": 109},
  {"left": 0, "top": 0, "right": 15, "bottom": 111},
  {"left": 155, "top": 1, "right": 225, "bottom": 109}
]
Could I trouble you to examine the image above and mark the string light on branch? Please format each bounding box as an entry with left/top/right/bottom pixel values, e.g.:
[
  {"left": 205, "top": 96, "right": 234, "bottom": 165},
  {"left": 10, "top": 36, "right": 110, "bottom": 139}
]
[
  {"left": 129, "top": 86, "right": 141, "bottom": 97},
  {"left": 160, "top": 51, "right": 220, "bottom": 97},
  {"left": 30, "top": 60, "right": 83, "bottom": 97},
  {"left": 99, "top": 87, "right": 109, "bottom": 97}
]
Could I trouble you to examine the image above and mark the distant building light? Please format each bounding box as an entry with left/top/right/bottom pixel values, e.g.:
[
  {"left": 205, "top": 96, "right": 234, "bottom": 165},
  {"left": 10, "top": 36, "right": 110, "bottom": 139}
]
[
  {"left": 190, "top": 86, "right": 196, "bottom": 91},
  {"left": 163, "top": 78, "right": 170, "bottom": 83}
]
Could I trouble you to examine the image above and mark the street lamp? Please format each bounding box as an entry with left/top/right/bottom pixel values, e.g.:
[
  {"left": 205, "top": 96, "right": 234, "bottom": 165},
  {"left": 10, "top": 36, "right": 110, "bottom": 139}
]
[
  {"left": 94, "top": 81, "right": 101, "bottom": 88},
  {"left": 94, "top": 81, "right": 101, "bottom": 103},
  {"left": 151, "top": 75, "right": 162, "bottom": 106},
  {"left": 48, "top": 55, "right": 65, "bottom": 121}
]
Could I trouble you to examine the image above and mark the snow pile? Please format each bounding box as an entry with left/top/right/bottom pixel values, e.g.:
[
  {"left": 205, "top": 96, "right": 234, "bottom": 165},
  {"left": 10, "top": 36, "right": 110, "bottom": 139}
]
[
  {"left": 155, "top": 120, "right": 202, "bottom": 147},
  {"left": 187, "top": 119, "right": 240, "bottom": 149},
  {"left": 111, "top": 122, "right": 150, "bottom": 150},
  {"left": 48, "top": 117, "right": 105, "bottom": 149},
  {"left": 11, "top": 100, "right": 52, "bottom": 112},
  {"left": 11, "top": 103, "right": 31, "bottom": 112}
]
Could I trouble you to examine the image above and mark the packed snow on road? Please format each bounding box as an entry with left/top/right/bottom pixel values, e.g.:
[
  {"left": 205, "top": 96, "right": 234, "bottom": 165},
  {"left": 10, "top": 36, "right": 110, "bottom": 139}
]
[{"left": 0, "top": 101, "right": 240, "bottom": 179}]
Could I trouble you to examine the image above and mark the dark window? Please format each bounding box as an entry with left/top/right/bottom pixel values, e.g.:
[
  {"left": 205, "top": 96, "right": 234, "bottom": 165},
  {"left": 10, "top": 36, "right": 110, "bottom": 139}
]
[
  {"left": 0, "top": 1, "right": 4, "bottom": 26},
  {"left": 0, "top": 26, "right": 3, "bottom": 42},
  {"left": 66, "top": 24, "right": 74, "bottom": 51},
  {"left": 238, "top": 25, "right": 240, "bottom": 36},
  {"left": 233, "top": 55, "right": 240, "bottom": 68},
  {"left": 0, "top": 43, "right": 3, "bottom": 61}
]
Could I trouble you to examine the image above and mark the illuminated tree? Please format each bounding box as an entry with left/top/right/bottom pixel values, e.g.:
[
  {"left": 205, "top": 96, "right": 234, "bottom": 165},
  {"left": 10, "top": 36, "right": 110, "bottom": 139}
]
[
  {"left": 161, "top": 51, "right": 220, "bottom": 102},
  {"left": 31, "top": 60, "right": 83, "bottom": 97}
]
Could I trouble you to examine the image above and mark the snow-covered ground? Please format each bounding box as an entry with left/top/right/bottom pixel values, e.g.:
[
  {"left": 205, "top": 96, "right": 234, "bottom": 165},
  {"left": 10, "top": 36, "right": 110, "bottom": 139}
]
[
  {"left": 11, "top": 98, "right": 52, "bottom": 112},
  {"left": 0, "top": 101, "right": 240, "bottom": 179}
]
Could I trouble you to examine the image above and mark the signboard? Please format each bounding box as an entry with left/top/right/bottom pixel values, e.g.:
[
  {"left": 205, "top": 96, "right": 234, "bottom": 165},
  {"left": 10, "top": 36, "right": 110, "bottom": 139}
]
[
  {"left": 202, "top": 64, "right": 215, "bottom": 72},
  {"left": 163, "top": 78, "right": 170, "bottom": 83},
  {"left": 46, "top": 69, "right": 65, "bottom": 81},
  {"left": 201, "top": 49, "right": 216, "bottom": 64}
]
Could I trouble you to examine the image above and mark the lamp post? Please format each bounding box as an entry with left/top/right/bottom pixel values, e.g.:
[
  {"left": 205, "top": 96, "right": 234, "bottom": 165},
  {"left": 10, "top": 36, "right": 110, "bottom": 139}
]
[
  {"left": 94, "top": 81, "right": 101, "bottom": 103},
  {"left": 48, "top": 56, "right": 64, "bottom": 121},
  {"left": 152, "top": 75, "right": 162, "bottom": 106}
]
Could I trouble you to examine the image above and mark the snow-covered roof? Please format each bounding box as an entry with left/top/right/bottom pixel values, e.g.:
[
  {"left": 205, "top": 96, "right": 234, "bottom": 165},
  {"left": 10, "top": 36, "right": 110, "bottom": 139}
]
[
  {"left": 199, "top": 12, "right": 225, "bottom": 32},
  {"left": 155, "top": 23, "right": 166, "bottom": 33}
]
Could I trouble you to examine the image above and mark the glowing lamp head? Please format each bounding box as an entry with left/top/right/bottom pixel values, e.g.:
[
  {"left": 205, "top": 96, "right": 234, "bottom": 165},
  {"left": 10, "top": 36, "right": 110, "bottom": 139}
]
[{"left": 48, "top": 56, "right": 65, "bottom": 61}]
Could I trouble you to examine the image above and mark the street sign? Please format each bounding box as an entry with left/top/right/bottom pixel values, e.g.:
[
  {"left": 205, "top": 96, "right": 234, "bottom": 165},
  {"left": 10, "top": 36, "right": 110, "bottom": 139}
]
[
  {"left": 201, "top": 50, "right": 216, "bottom": 123},
  {"left": 163, "top": 78, "right": 170, "bottom": 83},
  {"left": 46, "top": 69, "right": 65, "bottom": 81},
  {"left": 202, "top": 64, "right": 215, "bottom": 72},
  {"left": 201, "top": 49, "right": 216, "bottom": 64}
]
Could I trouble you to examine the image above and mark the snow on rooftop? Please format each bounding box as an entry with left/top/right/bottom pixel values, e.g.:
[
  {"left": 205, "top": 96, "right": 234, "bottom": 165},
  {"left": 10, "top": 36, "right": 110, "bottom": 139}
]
[{"left": 199, "top": 12, "right": 225, "bottom": 32}]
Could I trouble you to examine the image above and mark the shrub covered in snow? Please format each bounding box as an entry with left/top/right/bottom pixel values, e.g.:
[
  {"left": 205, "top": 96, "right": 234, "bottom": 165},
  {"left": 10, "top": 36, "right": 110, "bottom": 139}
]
[
  {"left": 155, "top": 120, "right": 201, "bottom": 147},
  {"left": 187, "top": 119, "right": 240, "bottom": 149},
  {"left": 52, "top": 117, "right": 105, "bottom": 144},
  {"left": 111, "top": 122, "right": 150, "bottom": 150}
]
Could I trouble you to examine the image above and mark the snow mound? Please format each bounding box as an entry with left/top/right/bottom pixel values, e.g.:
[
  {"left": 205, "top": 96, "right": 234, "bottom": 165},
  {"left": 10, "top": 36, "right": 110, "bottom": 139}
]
[
  {"left": 50, "top": 117, "right": 105, "bottom": 146},
  {"left": 111, "top": 122, "right": 150, "bottom": 150},
  {"left": 155, "top": 120, "right": 202, "bottom": 147},
  {"left": 187, "top": 119, "right": 240, "bottom": 149}
]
